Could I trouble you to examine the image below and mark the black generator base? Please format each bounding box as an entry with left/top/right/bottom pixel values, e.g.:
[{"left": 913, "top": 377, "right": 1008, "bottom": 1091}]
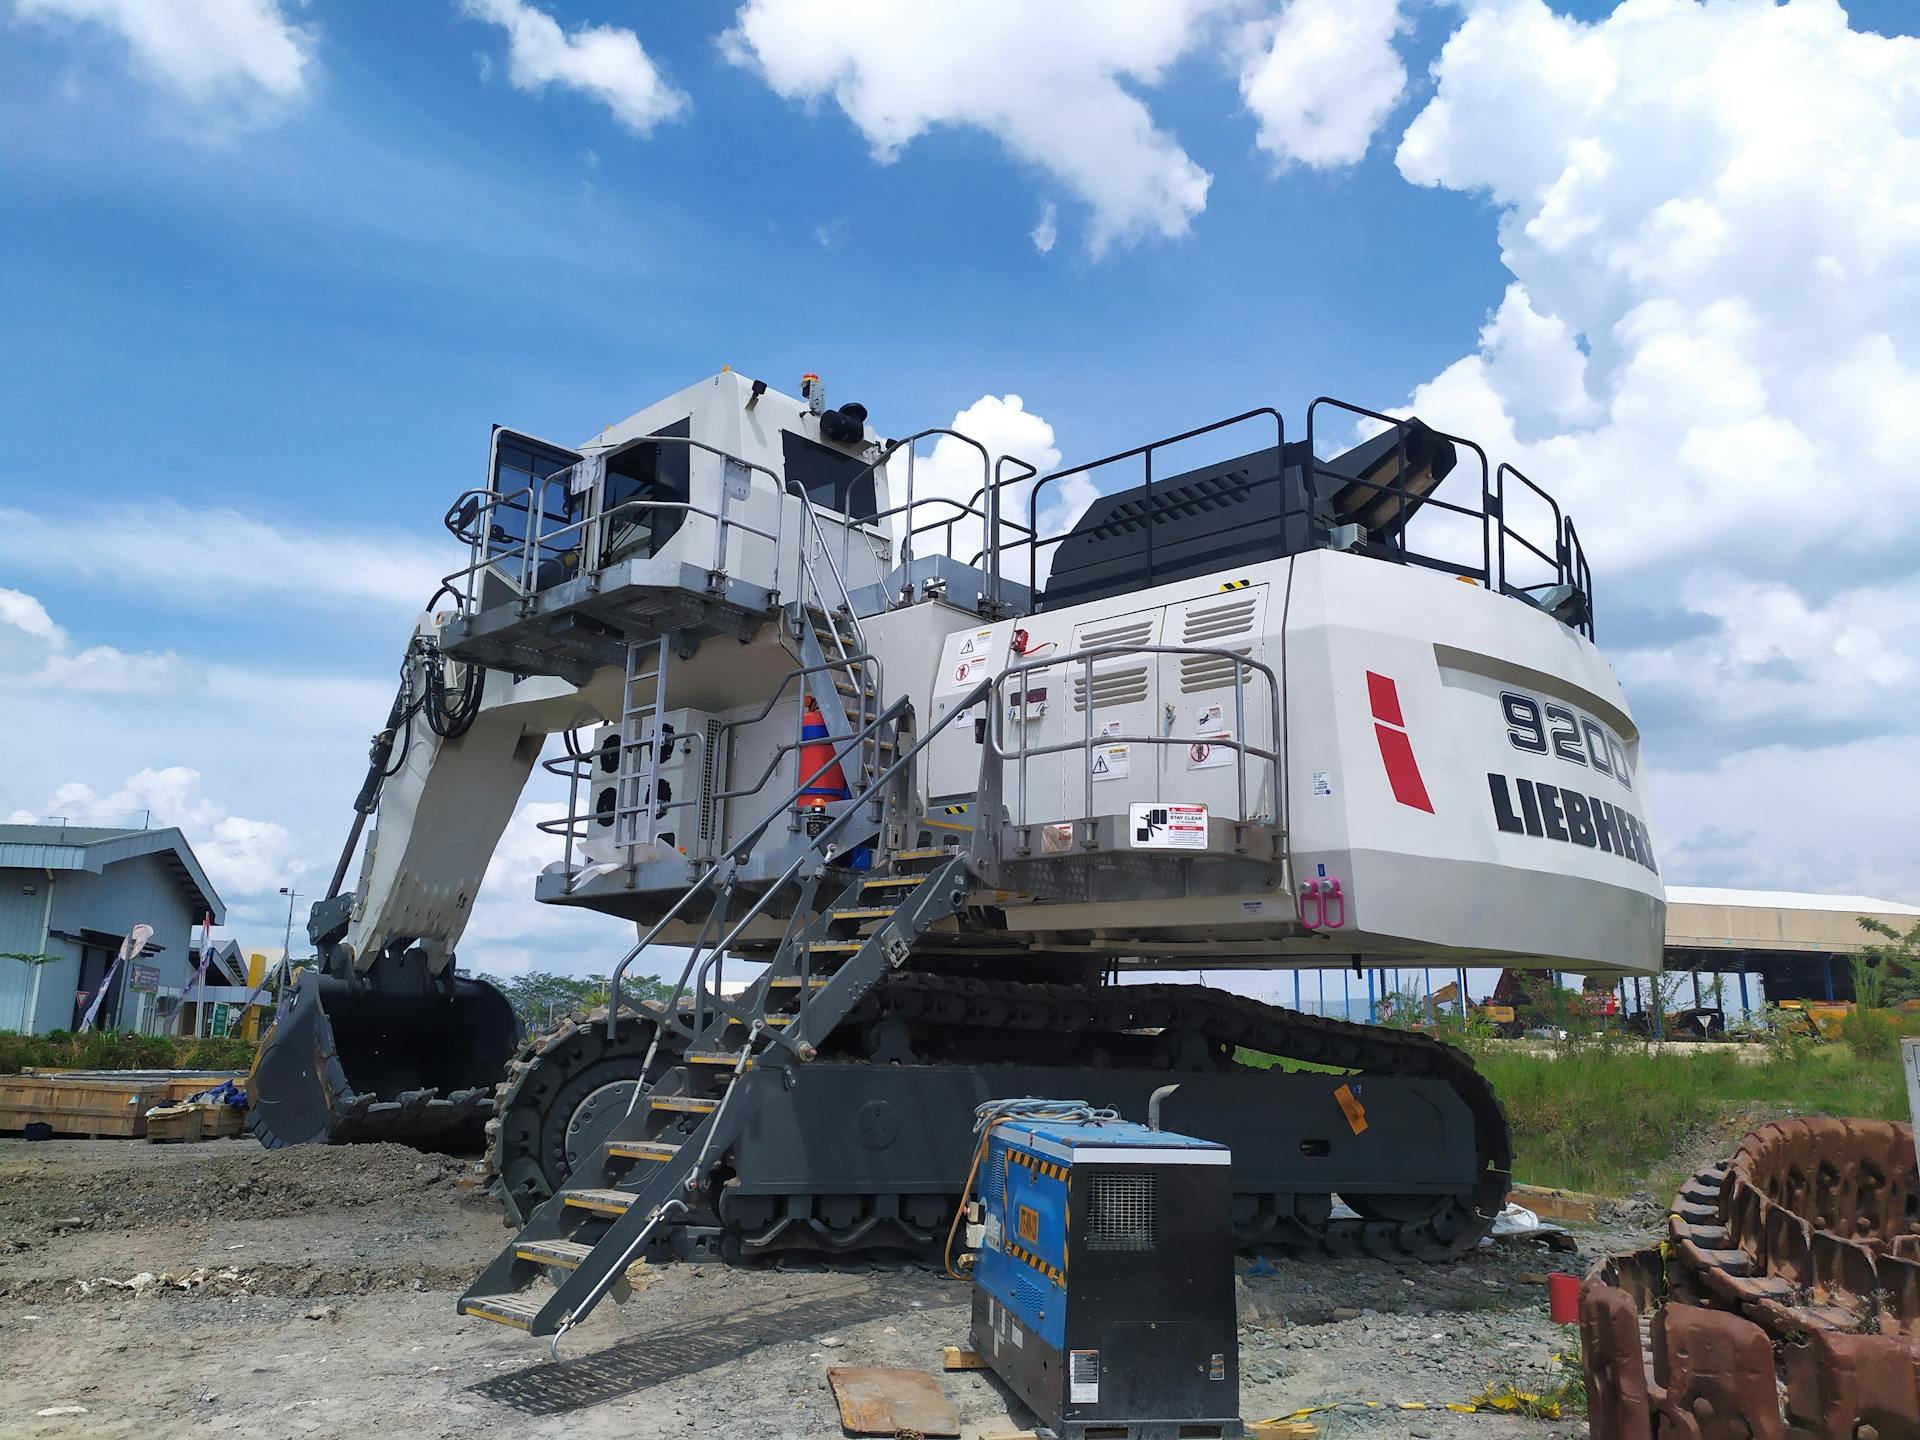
[{"left": 970, "top": 1290, "right": 1242, "bottom": 1440}]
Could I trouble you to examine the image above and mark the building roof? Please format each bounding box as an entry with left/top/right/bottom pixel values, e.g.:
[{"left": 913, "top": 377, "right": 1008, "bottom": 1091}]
[
  {"left": 190, "top": 938, "right": 251, "bottom": 985},
  {"left": 1667, "top": 886, "right": 1920, "bottom": 917},
  {"left": 1665, "top": 885, "right": 1918, "bottom": 955},
  {"left": 0, "top": 823, "right": 225, "bottom": 924}
]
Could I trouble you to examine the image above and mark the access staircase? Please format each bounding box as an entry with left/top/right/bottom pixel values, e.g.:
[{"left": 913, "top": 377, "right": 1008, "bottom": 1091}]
[{"left": 458, "top": 817, "right": 973, "bottom": 1348}]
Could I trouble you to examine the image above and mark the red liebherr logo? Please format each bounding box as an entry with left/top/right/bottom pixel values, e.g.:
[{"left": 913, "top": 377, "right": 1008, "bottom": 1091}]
[{"left": 1366, "top": 671, "right": 1434, "bottom": 813}]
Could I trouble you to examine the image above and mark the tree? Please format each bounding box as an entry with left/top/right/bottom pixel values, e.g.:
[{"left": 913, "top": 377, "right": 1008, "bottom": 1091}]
[
  {"left": 477, "top": 968, "right": 681, "bottom": 1032},
  {"left": 1858, "top": 916, "right": 1920, "bottom": 1005}
]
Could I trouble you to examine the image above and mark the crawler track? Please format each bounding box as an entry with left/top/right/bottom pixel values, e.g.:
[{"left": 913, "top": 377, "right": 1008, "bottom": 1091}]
[
  {"left": 1581, "top": 1116, "right": 1920, "bottom": 1439},
  {"left": 487, "top": 974, "right": 1511, "bottom": 1260}
]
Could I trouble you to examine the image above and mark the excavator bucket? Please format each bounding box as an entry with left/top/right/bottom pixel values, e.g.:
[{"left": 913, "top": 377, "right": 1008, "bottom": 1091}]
[{"left": 248, "top": 967, "right": 519, "bottom": 1151}]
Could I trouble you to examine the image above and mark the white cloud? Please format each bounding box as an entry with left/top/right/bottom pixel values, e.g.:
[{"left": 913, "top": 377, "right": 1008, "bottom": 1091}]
[
  {"left": 1649, "top": 735, "right": 1920, "bottom": 904},
  {"left": 10, "top": 765, "right": 299, "bottom": 900},
  {"left": 1618, "top": 572, "right": 1920, "bottom": 737},
  {"left": 722, "top": 0, "right": 1215, "bottom": 254},
  {"left": 459, "top": 0, "right": 686, "bottom": 135},
  {"left": 889, "top": 394, "right": 1087, "bottom": 592},
  {"left": 1385, "top": 0, "right": 1920, "bottom": 900},
  {"left": 0, "top": 585, "right": 192, "bottom": 694},
  {"left": 0, "top": 504, "right": 447, "bottom": 614},
  {"left": 1031, "top": 202, "right": 1059, "bottom": 255},
  {"left": 14, "top": 0, "right": 312, "bottom": 106},
  {"left": 1237, "top": 0, "right": 1408, "bottom": 168}
]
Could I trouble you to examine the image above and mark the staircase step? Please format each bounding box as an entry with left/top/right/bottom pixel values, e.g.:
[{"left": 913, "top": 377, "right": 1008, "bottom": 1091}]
[
  {"left": 564, "top": 1188, "right": 640, "bottom": 1215},
  {"left": 892, "top": 848, "right": 957, "bottom": 862},
  {"left": 608, "top": 1139, "right": 681, "bottom": 1162},
  {"left": 863, "top": 875, "right": 926, "bottom": 890},
  {"left": 767, "top": 977, "right": 830, "bottom": 990},
  {"left": 649, "top": 1094, "right": 720, "bottom": 1113},
  {"left": 834, "top": 679, "right": 877, "bottom": 699},
  {"left": 806, "top": 941, "right": 863, "bottom": 955},
  {"left": 833, "top": 906, "right": 898, "bottom": 920},
  {"left": 687, "top": 1051, "right": 752, "bottom": 1068},
  {"left": 515, "top": 1239, "right": 594, "bottom": 1271},
  {"left": 461, "top": 1293, "right": 545, "bottom": 1330}
]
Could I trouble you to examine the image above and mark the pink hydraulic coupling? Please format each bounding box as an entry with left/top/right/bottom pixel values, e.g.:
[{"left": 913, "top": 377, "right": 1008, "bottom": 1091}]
[{"left": 1295, "top": 876, "right": 1346, "bottom": 930}]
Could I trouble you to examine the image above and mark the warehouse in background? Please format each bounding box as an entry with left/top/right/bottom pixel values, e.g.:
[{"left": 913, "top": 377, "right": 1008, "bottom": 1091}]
[
  {"left": 1662, "top": 886, "right": 1920, "bottom": 1007},
  {"left": 0, "top": 822, "right": 225, "bottom": 1035}
]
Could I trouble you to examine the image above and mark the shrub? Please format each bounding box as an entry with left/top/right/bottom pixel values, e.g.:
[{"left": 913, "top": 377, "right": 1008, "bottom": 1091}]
[
  {"left": 0, "top": 1030, "right": 255, "bottom": 1075},
  {"left": 1841, "top": 1009, "right": 1900, "bottom": 1063}
]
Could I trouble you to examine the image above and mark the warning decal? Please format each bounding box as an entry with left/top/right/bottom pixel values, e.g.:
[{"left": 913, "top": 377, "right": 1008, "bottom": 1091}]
[
  {"left": 1186, "top": 732, "right": 1233, "bottom": 770},
  {"left": 1130, "top": 802, "right": 1208, "bottom": 849},
  {"left": 1069, "top": 1350, "right": 1100, "bottom": 1404},
  {"left": 1090, "top": 745, "right": 1129, "bottom": 781},
  {"left": 1333, "top": 1082, "right": 1368, "bottom": 1135}
]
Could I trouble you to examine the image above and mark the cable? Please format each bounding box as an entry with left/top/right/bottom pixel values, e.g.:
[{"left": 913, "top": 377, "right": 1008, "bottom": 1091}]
[{"left": 941, "top": 1098, "right": 1119, "bottom": 1279}]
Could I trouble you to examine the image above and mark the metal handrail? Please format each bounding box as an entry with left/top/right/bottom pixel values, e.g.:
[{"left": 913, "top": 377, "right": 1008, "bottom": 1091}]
[
  {"left": 1303, "top": 396, "right": 1494, "bottom": 585},
  {"left": 1015, "top": 408, "right": 1287, "bottom": 596},
  {"left": 608, "top": 673, "right": 995, "bottom": 1035},
  {"left": 537, "top": 651, "right": 889, "bottom": 867},
  {"left": 441, "top": 435, "right": 795, "bottom": 613},
  {"left": 989, "top": 643, "right": 1283, "bottom": 828}
]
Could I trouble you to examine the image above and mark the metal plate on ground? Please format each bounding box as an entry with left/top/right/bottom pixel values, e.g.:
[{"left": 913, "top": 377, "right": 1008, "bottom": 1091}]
[{"left": 827, "top": 1366, "right": 960, "bottom": 1438}]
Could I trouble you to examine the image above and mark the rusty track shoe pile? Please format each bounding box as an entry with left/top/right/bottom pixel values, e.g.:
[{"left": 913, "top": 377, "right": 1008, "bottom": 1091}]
[{"left": 1580, "top": 1117, "right": 1920, "bottom": 1439}]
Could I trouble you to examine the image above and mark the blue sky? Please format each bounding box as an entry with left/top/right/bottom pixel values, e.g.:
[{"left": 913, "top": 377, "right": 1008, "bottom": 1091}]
[{"left": 3, "top": 0, "right": 1918, "bottom": 981}]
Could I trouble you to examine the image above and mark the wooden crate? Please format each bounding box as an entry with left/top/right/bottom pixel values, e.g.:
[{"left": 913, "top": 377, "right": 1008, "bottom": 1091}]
[
  {"left": 145, "top": 1104, "right": 206, "bottom": 1144},
  {"left": 200, "top": 1104, "right": 246, "bottom": 1138},
  {"left": 0, "top": 1076, "right": 171, "bottom": 1138},
  {"left": 162, "top": 1073, "right": 245, "bottom": 1105}
]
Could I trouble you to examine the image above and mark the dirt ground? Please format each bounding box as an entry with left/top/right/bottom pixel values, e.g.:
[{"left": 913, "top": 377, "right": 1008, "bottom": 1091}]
[{"left": 0, "top": 1137, "right": 1638, "bottom": 1439}]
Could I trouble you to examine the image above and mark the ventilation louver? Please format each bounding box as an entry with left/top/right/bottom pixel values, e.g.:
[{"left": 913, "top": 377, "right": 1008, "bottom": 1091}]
[{"left": 1085, "top": 1171, "right": 1156, "bottom": 1251}]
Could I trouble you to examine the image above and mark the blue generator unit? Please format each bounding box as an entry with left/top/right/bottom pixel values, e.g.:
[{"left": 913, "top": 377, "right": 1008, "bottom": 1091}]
[{"left": 969, "top": 1107, "right": 1241, "bottom": 1440}]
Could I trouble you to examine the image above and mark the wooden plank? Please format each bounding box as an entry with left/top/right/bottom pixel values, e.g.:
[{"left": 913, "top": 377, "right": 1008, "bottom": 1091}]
[
  {"left": 145, "top": 1105, "right": 205, "bottom": 1144},
  {"left": 827, "top": 1368, "right": 960, "bottom": 1438},
  {"left": 942, "top": 1345, "right": 990, "bottom": 1371},
  {"left": 1509, "top": 1182, "right": 1601, "bottom": 1223},
  {"left": 0, "top": 1076, "right": 170, "bottom": 1138}
]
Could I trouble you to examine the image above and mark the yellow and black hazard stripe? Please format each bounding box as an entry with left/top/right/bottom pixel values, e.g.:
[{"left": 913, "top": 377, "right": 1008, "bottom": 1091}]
[
  {"left": 1005, "top": 1242, "right": 1065, "bottom": 1286},
  {"left": 1219, "top": 578, "right": 1252, "bottom": 591},
  {"left": 941, "top": 802, "right": 972, "bottom": 816},
  {"left": 1007, "top": 1150, "right": 1068, "bottom": 1182}
]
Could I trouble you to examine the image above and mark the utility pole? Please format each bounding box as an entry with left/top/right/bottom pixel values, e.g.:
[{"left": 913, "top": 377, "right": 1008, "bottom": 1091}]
[{"left": 278, "top": 886, "right": 302, "bottom": 1000}]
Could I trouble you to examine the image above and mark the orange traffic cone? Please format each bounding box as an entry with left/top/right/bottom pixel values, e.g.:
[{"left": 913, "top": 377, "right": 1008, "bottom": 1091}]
[{"left": 797, "top": 696, "right": 850, "bottom": 808}]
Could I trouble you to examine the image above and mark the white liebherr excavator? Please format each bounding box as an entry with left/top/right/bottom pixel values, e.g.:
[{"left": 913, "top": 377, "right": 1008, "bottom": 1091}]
[{"left": 246, "top": 370, "right": 1663, "bottom": 1340}]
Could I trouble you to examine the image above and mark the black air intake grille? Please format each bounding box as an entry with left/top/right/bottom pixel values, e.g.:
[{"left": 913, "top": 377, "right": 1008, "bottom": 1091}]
[{"left": 1085, "top": 1171, "right": 1156, "bottom": 1250}]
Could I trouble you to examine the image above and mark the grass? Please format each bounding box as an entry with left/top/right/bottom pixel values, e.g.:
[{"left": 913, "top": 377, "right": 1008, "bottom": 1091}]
[
  {"left": 0, "top": 1029, "right": 256, "bottom": 1075},
  {"left": 1240, "top": 1030, "right": 1908, "bottom": 1199},
  {"left": 1477, "top": 1039, "right": 1906, "bottom": 1197}
]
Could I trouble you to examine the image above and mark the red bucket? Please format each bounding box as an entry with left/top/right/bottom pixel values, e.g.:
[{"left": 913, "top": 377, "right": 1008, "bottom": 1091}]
[{"left": 1548, "top": 1271, "right": 1580, "bottom": 1324}]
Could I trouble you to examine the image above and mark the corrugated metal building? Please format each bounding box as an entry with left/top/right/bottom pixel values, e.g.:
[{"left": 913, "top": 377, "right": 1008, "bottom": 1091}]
[
  {"left": 1663, "top": 886, "right": 1920, "bottom": 1003},
  {"left": 0, "top": 822, "right": 225, "bottom": 1034}
]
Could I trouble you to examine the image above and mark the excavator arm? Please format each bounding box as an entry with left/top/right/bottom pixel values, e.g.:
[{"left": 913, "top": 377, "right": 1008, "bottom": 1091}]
[{"left": 249, "top": 611, "right": 614, "bottom": 1150}]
